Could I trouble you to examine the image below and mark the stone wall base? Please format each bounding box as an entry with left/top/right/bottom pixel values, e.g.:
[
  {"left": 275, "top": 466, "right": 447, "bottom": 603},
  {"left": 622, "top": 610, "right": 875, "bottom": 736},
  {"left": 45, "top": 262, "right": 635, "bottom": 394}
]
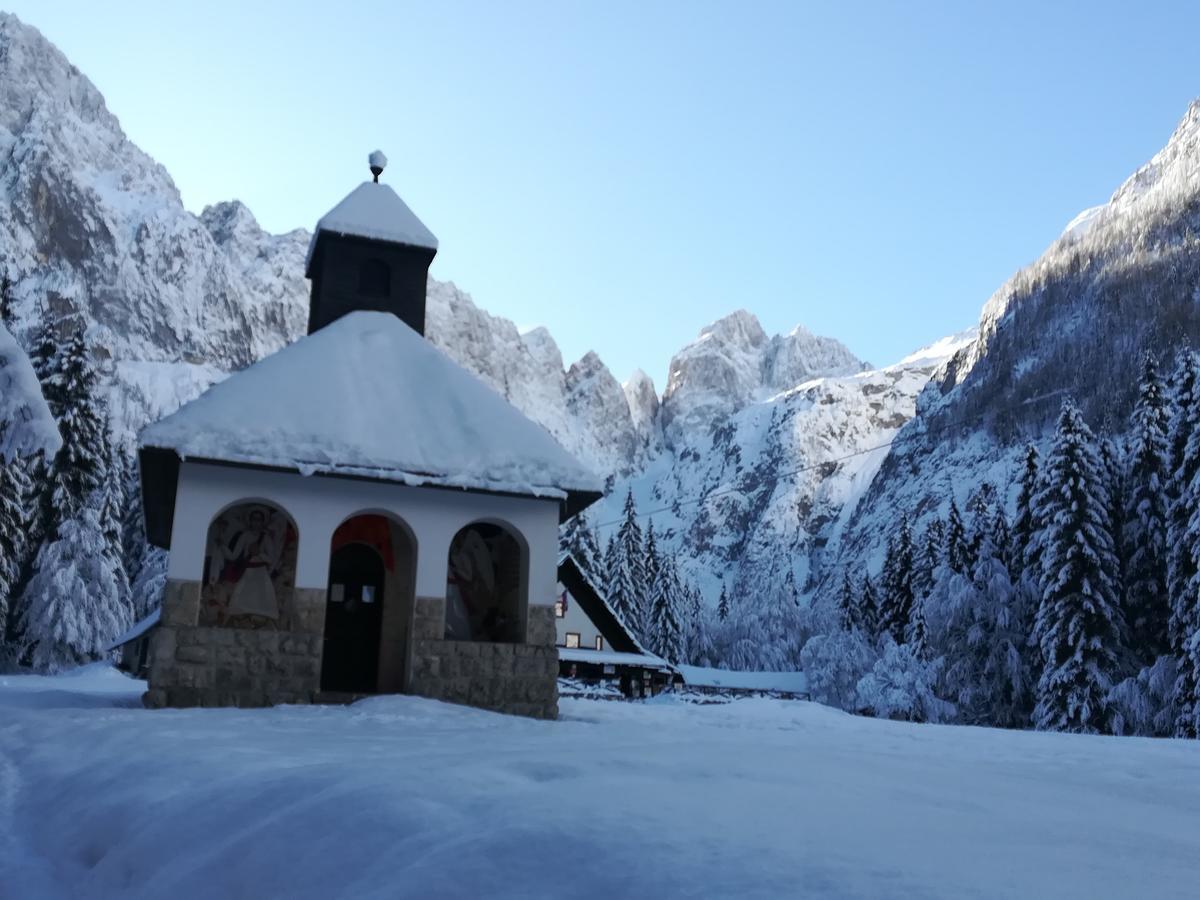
[
  {"left": 408, "top": 639, "right": 559, "bottom": 719},
  {"left": 144, "top": 584, "right": 557, "bottom": 719},
  {"left": 407, "top": 594, "right": 558, "bottom": 719},
  {"left": 144, "top": 579, "right": 326, "bottom": 709}
]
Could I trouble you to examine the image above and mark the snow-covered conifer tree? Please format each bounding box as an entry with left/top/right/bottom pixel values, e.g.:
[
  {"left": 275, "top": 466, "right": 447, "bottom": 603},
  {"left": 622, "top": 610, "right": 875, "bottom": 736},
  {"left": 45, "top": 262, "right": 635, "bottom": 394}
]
[
  {"left": 43, "top": 328, "right": 107, "bottom": 529},
  {"left": 878, "top": 516, "right": 915, "bottom": 644},
  {"left": 603, "top": 533, "right": 618, "bottom": 591},
  {"left": 938, "top": 505, "right": 1031, "bottom": 728},
  {"left": 561, "top": 514, "right": 605, "bottom": 586},
  {"left": 1099, "top": 435, "right": 1128, "bottom": 610},
  {"left": 717, "top": 584, "right": 730, "bottom": 622},
  {"left": 19, "top": 328, "right": 131, "bottom": 669},
  {"left": 859, "top": 574, "right": 880, "bottom": 640},
  {"left": 760, "top": 566, "right": 803, "bottom": 669},
  {"left": 1123, "top": 353, "right": 1171, "bottom": 662},
  {"left": 1031, "top": 401, "right": 1125, "bottom": 734},
  {"left": 610, "top": 489, "right": 646, "bottom": 638},
  {"left": 965, "top": 483, "right": 999, "bottom": 564},
  {"left": 0, "top": 455, "right": 32, "bottom": 651},
  {"left": 800, "top": 627, "right": 876, "bottom": 712},
  {"left": 649, "top": 557, "right": 684, "bottom": 663},
  {"left": 683, "top": 583, "right": 713, "bottom": 665},
  {"left": 0, "top": 271, "right": 13, "bottom": 325},
  {"left": 17, "top": 503, "right": 131, "bottom": 671},
  {"left": 1011, "top": 443, "right": 1041, "bottom": 579},
  {"left": 856, "top": 638, "right": 954, "bottom": 723},
  {"left": 837, "top": 570, "right": 857, "bottom": 631},
  {"left": 1166, "top": 350, "right": 1200, "bottom": 736},
  {"left": 641, "top": 521, "right": 662, "bottom": 645},
  {"left": 914, "top": 517, "right": 944, "bottom": 605},
  {"left": 945, "top": 498, "right": 969, "bottom": 574}
]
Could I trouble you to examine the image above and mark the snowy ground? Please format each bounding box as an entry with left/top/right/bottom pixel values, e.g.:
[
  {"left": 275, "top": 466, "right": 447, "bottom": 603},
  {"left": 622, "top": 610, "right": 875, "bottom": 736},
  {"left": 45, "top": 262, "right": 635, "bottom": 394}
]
[{"left": 1, "top": 668, "right": 1198, "bottom": 899}]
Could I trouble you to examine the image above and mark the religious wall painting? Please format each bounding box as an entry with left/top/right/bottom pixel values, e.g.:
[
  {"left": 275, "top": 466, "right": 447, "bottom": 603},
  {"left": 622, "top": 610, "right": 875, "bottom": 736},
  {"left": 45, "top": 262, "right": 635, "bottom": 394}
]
[
  {"left": 445, "top": 523, "right": 524, "bottom": 643},
  {"left": 201, "top": 502, "right": 298, "bottom": 630}
]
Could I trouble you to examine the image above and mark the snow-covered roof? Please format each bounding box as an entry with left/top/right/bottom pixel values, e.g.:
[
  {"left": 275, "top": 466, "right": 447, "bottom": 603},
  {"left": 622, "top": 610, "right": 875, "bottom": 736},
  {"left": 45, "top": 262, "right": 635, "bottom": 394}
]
[
  {"left": 557, "top": 646, "right": 673, "bottom": 671},
  {"left": 306, "top": 181, "right": 438, "bottom": 269},
  {"left": 140, "top": 311, "right": 603, "bottom": 503},
  {"left": 677, "top": 664, "right": 808, "bottom": 695},
  {"left": 0, "top": 322, "right": 61, "bottom": 461},
  {"left": 105, "top": 608, "right": 160, "bottom": 651}
]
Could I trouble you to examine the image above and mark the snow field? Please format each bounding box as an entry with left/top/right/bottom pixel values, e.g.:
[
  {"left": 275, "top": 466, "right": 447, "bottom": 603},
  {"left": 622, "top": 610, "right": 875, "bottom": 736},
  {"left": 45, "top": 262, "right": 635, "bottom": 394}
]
[{"left": 1, "top": 667, "right": 1199, "bottom": 899}]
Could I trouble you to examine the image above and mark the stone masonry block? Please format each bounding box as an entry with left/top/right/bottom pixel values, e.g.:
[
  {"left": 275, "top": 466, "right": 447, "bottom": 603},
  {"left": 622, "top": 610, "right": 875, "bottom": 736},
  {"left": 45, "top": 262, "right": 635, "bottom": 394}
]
[
  {"left": 526, "top": 605, "right": 556, "bottom": 647},
  {"left": 161, "top": 579, "right": 201, "bottom": 627}
]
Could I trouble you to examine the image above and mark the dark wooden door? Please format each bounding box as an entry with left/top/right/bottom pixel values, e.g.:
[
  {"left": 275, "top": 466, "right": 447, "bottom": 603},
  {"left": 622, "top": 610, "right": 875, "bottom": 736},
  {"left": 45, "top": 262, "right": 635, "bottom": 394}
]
[{"left": 321, "top": 543, "right": 385, "bottom": 693}]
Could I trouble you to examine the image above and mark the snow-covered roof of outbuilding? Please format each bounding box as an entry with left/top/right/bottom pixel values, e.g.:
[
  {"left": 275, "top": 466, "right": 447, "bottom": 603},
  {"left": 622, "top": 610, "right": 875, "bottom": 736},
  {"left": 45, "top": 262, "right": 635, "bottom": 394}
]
[
  {"left": 140, "top": 311, "right": 603, "bottom": 507},
  {"left": 306, "top": 181, "right": 438, "bottom": 269}
]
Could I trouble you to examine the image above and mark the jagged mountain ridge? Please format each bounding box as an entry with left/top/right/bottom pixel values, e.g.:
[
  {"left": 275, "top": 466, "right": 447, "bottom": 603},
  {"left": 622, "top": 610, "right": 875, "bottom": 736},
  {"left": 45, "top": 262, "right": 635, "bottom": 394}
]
[
  {"left": 585, "top": 329, "right": 974, "bottom": 605},
  {"left": 0, "top": 9, "right": 902, "bottom": 571}
]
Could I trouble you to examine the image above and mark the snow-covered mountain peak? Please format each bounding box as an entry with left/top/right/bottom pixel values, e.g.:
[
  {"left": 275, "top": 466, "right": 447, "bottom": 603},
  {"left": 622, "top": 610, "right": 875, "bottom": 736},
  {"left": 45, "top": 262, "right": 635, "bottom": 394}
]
[
  {"left": 661, "top": 309, "right": 865, "bottom": 447},
  {"left": 623, "top": 368, "right": 660, "bottom": 440},
  {"left": 887, "top": 327, "right": 978, "bottom": 372},
  {"left": 696, "top": 308, "right": 769, "bottom": 348}
]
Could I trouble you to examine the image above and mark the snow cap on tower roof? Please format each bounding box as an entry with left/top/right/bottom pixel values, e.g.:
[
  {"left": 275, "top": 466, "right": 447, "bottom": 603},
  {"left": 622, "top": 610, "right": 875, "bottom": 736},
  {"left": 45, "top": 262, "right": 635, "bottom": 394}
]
[{"left": 305, "top": 176, "right": 438, "bottom": 271}]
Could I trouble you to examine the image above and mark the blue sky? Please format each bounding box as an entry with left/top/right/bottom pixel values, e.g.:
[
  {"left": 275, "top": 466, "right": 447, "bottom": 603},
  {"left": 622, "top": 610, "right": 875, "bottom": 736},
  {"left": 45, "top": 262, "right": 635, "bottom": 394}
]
[{"left": 12, "top": 1, "right": 1200, "bottom": 386}]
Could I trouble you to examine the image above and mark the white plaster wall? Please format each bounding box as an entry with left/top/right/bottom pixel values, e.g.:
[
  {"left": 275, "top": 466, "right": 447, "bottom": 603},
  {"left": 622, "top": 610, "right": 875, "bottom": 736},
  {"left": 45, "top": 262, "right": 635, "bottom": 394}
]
[
  {"left": 555, "top": 586, "right": 607, "bottom": 650},
  {"left": 167, "top": 462, "right": 561, "bottom": 609}
]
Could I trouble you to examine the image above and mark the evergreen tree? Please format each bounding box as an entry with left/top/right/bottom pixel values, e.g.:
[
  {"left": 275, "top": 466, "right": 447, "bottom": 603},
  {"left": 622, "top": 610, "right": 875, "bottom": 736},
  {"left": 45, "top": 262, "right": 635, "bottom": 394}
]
[
  {"left": 938, "top": 509, "right": 1031, "bottom": 728},
  {"left": 1031, "top": 401, "right": 1125, "bottom": 734},
  {"left": 837, "top": 570, "right": 857, "bottom": 631},
  {"left": 717, "top": 584, "right": 730, "bottom": 622},
  {"left": 17, "top": 503, "right": 131, "bottom": 671},
  {"left": 914, "top": 517, "right": 944, "bottom": 603},
  {"left": 1123, "top": 353, "right": 1171, "bottom": 662},
  {"left": 682, "top": 582, "right": 712, "bottom": 666},
  {"left": 906, "top": 593, "right": 929, "bottom": 657},
  {"left": 27, "top": 312, "right": 64, "bottom": 417},
  {"left": 878, "top": 516, "right": 916, "bottom": 644},
  {"left": 1099, "top": 435, "right": 1128, "bottom": 610},
  {"left": 1166, "top": 350, "right": 1200, "bottom": 736},
  {"left": 603, "top": 533, "right": 618, "bottom": 592},
  {"left": 0, "top": 271, "right": 14, "bottom": 325},
  {"left": 965, "top": 484, "right": 999, "bottom": 565},
  {"left": 649, "top": 558, "right": 684, "bottom": 663},
  {"left": 641, "top": 521, "right": 662, "bottom": 645},
  {"left": 859, "top": 575, "right": 880, "bottom": 639},
  {"left": 561, "top": 514, "right": 605, "bottom": 586},
  {"left": 856, "top": 638, "right": 954, "bottom": 724},
  {"left": 756, "top": 565, "right": 802, "bottom": 670},
  {"left": 43, "top": 328, "right": 107, "bottom": 532},
  {"left": 1011, "top": 443, "right": 1041, "bottom": 579},
  {"left": 0, "top": 454, "right": 32, "bottom": 651},
  {"left": 945, "top": 498, "right": 969, "bottom": 574},
  {"left": 610, "top": 490, "right": 646, "bottom": 637}
]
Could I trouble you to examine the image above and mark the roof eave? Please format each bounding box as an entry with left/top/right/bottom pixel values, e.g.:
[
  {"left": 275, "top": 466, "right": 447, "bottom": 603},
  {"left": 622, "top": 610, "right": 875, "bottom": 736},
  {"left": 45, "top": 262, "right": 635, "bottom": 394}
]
[{"left": 138, "top": 449, "right": 600, "bottom": 541}]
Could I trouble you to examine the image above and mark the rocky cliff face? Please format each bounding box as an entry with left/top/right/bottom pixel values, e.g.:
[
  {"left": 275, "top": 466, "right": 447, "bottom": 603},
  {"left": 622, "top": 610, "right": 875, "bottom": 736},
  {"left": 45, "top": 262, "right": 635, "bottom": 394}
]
[{"left": 822, "top": 98, "right": 1200, "bottom": 603}]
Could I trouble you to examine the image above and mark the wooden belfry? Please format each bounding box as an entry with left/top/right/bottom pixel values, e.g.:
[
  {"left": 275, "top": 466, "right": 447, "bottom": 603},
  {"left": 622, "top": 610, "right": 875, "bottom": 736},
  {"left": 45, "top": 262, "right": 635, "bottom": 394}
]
[{"left": 304, "top": 150, "right": 439, "bottom": 336}]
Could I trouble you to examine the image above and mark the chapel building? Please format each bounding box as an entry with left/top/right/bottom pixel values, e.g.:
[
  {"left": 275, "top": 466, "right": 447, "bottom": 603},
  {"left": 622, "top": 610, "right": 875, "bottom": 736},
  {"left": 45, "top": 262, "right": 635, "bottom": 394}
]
[{"left": 136, "top": 155, "right": 601, "bottom": 719}]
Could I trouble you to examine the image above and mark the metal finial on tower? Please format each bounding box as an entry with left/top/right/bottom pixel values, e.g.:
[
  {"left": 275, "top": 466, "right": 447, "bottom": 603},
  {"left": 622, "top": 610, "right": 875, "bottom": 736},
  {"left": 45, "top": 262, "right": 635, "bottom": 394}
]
[{"left": 368, "top": 149, "right": 388, "bottom": 183}]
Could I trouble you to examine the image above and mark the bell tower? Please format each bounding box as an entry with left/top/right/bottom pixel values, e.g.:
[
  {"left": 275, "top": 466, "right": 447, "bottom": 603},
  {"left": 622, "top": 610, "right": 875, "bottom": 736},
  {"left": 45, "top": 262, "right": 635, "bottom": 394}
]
[{"left": 305, "top": 151, "right": 439, "bottom": 335}]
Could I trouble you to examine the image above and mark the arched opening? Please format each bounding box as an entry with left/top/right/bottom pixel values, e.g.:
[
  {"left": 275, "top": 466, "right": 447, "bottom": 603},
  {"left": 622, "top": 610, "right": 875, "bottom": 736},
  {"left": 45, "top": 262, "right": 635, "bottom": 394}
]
[
  {"left": 358, "top": 258, "right": 391, "bottom": 298},
  {"left": 321, "top": 513, "right": 416, "bottom": 694},
  {"left": 445, "top": 521, "right": 527, "bottom": 643},
  {"left": 200, "top": 500, "right": 298, "bottom": 630}
]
